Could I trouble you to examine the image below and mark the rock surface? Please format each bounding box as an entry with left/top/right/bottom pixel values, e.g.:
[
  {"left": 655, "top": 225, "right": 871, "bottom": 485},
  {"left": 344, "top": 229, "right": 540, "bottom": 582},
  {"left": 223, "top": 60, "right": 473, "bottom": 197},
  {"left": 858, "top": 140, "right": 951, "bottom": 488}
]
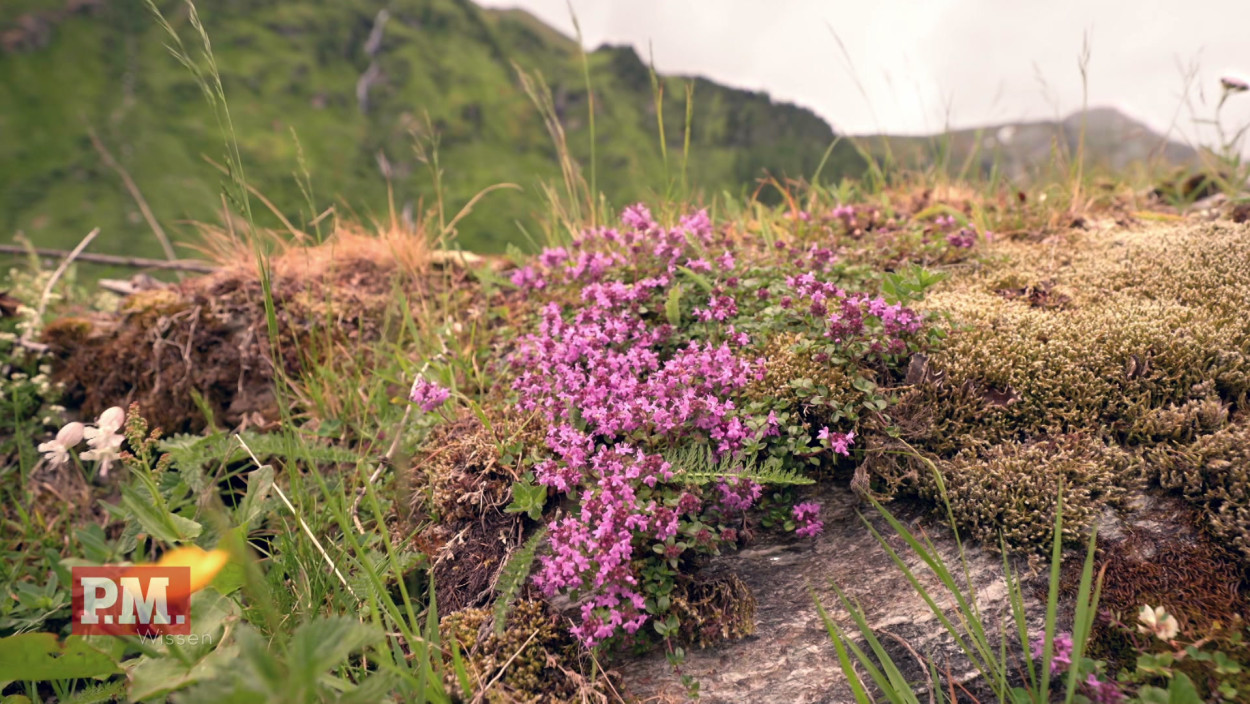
[{"left": 615, "top": 484, "right": 1045, "bottom": 703}]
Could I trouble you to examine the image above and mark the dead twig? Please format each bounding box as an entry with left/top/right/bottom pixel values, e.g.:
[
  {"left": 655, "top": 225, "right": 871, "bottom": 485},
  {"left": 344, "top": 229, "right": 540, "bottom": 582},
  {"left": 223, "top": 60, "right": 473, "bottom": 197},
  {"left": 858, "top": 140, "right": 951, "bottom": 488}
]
[
  {"left": 878, "top": 629, "right": 938, "bottom": 704},
  {"left": 88, "top": 128, "right": 178, "bottom": 262},
  {"left": 21, "top": 228, "right": 101, "bottom": 350},
  {"left": 1, "top": 244, "right": 216, "bottom": 272}
]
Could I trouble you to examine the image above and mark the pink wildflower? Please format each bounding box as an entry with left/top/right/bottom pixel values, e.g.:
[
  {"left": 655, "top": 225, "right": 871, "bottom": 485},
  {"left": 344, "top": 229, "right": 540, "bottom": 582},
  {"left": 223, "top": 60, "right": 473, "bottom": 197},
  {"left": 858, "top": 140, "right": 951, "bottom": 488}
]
[
  {"left": 818, "top": 427, "right": 855, "bottom": 456},
  {"left": 792, "top": 502, "right": 823, "bottom": 538},
  {"left": 409, "top": 379, "right": 451, "bottom": 412}
]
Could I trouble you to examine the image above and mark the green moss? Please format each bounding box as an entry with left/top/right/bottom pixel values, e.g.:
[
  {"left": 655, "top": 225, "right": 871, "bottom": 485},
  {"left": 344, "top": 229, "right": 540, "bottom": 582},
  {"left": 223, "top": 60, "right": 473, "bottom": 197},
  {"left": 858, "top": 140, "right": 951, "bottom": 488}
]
[
  {"left": 439, "top": 599, "right": 610, "bottom": 702},
  {"left": 1148, "top": 422, "right": 1250, "bottom": 565},
  {"left": 907, "top": 223, "right": 1250, "bottom": 453},
  {"left": 920, "top": 435, "right": 1140, "bottom": 550}
]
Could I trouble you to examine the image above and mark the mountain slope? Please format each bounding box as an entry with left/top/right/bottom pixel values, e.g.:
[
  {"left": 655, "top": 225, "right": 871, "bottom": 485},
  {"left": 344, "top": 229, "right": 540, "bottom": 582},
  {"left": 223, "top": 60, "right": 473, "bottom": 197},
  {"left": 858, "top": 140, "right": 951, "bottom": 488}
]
[
  {"left": 1, "top": 0, "right": 863, "bottom": 256},
  {"left": 863, "top": 107, "right": 1198, "bottom": 182}
]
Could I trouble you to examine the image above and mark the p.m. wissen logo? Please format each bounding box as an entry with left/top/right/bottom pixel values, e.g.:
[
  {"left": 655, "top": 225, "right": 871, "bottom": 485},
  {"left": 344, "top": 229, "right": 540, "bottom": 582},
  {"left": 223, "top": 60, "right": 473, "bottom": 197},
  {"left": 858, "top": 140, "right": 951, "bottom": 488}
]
[{"left": 71, "top": 566, "right": 192, "bottom": 637}]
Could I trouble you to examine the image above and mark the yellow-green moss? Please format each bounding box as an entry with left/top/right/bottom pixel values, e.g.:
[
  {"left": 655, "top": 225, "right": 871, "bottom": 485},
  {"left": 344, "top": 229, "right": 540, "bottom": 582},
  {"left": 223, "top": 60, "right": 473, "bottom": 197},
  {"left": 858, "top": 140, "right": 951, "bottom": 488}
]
[
  {"left": 911, "top": 222, "right": 1250, "bottom": 453},
  {"left": 670, "top": 572, "right": 757, "bottom": 648},
  {"left": 747, "top": 332, "right": 867, "bottom": 410},
  {"left": 1147, "top": 422, "right": 1250, "bottom": 564},
  {"left": 919, "top": 435, "right": 1140, "bottom": 550},
  {"left": 439, "top": 599, "right": 611, "bottom": 702}
]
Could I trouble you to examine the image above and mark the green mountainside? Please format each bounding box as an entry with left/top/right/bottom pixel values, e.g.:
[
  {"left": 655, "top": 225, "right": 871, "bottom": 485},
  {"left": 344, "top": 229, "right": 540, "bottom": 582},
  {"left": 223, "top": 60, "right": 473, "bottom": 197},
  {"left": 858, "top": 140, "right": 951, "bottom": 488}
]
[{"left": 1, "top": 0, "right": 862, "bottom": 256}]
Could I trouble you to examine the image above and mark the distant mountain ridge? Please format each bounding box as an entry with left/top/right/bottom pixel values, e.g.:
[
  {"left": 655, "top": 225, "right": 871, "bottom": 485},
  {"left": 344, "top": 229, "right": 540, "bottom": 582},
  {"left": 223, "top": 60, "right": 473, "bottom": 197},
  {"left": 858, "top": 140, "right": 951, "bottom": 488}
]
[
  {"left": 863, "top": 107, "right": 1198, "bottom": 182},
  {"left": 1, "top": 0, "right": 861, "bottom": 255}
]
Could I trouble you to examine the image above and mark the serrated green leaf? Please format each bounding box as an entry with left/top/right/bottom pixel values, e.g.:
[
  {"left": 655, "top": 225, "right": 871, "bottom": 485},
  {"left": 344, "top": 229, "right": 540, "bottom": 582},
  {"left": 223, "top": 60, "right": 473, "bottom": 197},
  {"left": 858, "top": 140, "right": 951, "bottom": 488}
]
[
  {"left": 664, "top": 444, "right": 813, "bottom": 486},
  {"left": 0, "top": 633, "right": 121, "bottom": 682},
  {"left": 491, "top": 528, "right": 547, "bottom": 636}
]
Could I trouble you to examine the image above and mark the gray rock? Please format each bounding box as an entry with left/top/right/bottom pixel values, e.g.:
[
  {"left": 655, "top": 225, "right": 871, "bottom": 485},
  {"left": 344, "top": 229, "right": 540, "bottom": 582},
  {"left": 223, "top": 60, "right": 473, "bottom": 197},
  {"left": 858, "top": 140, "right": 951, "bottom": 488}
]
[{"left": 615, "top": 486, "right": 1044, "bottom": 703}]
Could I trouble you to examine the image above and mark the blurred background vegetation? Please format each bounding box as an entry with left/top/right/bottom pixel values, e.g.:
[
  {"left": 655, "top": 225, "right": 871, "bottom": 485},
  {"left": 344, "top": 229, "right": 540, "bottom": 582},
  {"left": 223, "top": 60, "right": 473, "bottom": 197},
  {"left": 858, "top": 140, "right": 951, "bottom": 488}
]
[{"left": 1, "top": 0, "right": 871, "bottom": 257}]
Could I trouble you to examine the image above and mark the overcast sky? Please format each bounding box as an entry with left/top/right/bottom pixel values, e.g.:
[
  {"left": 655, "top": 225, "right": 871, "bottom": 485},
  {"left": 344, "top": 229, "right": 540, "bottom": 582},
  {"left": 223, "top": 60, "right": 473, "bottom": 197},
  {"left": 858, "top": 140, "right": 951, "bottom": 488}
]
[{"left": 474, "top": 0, "right": 1250, "bottom": 149}]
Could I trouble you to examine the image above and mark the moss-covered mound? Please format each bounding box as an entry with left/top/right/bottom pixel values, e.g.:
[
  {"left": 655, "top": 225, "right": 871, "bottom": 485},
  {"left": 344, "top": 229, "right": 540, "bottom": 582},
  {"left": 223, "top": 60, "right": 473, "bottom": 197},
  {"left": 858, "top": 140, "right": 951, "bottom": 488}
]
[{"left": 888, "top": 221, "right": 1250, "bottom": 556}]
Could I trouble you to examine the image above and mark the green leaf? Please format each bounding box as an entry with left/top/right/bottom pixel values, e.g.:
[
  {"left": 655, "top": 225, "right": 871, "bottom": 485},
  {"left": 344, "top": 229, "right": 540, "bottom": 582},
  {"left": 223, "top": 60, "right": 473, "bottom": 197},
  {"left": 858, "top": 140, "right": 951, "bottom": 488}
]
[
  {"left": 504, "top": 474, "right": 548, "bottom": 520},
  {"left": 1213, "top": 650, "right": 1242, "bottom": 674},
  {"left": 235, "top": 464, "right": 274, "bottom": 529},
  {"left": 287, "top": 617, "right": 383, "bottom": 682},
  {"left": 128, "top": 642, "right": 242, "bottom": 701},
  {"left": 125, "top": 589, "right": 243, "bottom": 699},
  {"left": 1167, "top": 672, "right": 1203, "bottom": 704},
  {"left": 851, "top": 376, "right": 876, "bottom": 393},
  {"left": 678, "top": 266, "right": 713, "bottom": 292},
  {"left": 75, "top": 524, "right": 114, "bottom": 563},
  {"left": 0, "top": 633, "right": 121, "bottom": 682},
  {"left": 120, "top": 482, "right": 202, "bottom": 543},
  {"left": 665, "top": 283, "right": 683, "bottom": 327}
]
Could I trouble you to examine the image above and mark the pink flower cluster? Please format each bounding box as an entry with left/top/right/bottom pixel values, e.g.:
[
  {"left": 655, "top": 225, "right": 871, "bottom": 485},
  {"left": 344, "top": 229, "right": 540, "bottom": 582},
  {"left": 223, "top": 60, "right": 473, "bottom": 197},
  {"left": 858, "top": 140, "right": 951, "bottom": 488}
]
[
  {"left": 510, "top": 204, "right": 721, "bottom": 292},
  {"left": 716, "top": 476, "right": 763, "bottom": 512},
  {"left": 1031, "top": 631, "right": 1073, "bottom": 672},
  {"left": 785, "top": 272, "right": 922, "bottom": 355},
  {"left": 946, "top": 228, "right": 977, "bottom": 249},
  {"left": 791, "top": 502, "right": 824, "bottom": 538},
  {"left": 532, "top": 445, "right": 675, "bottom": 645},
  {"left": 818, "top": 427, "right": 856, "bottom": 456},
  {"left": 1083, "top": 675, "right": 1123, "bottom": 704},
  {"left": 510, "top": 205, "right": 769, "bottom": 646},
  {"left": 409, "top": 379, "right": 451, "bottom": 412},
  {"left": 513, "top": 303, "right": 760, "bottom": 452}
]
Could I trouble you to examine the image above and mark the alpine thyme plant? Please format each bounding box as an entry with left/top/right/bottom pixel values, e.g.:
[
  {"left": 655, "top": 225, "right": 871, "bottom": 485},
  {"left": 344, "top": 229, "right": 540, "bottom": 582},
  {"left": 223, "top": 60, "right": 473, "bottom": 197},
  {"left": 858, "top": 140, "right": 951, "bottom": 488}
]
[{"left": 507, "top": 203, "right": 939, "bottom": 646}]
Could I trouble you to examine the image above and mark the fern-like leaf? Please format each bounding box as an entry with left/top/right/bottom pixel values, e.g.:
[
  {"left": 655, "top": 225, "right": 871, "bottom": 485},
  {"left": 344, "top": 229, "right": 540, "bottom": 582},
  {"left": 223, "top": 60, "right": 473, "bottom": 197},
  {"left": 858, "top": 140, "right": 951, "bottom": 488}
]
[
  {"left": 59, "top": 681, "right": 127, "bottom": 704},
  {"left": 665, "top": 443, "right": 814, "bottom": 486},
  {"left": 492, "top": 528, "right": 547, "bottom": 636}
]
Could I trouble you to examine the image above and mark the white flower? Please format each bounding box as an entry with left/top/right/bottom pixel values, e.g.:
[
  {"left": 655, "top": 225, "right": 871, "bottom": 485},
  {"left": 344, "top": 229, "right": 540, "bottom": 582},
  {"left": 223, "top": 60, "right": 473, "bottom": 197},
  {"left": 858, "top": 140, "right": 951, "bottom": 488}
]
[
  {"left": 83, "top": 406, "right": 126, "bottom": 478},
  {"left": 1137, "top": 605, "right": 1179, "bottom": 641},
  {"left": 37, "top": 422, "right": 85, "bottom": 466},
  {"left": 92, "top": 406, "right": 126, "bottom": 435}
]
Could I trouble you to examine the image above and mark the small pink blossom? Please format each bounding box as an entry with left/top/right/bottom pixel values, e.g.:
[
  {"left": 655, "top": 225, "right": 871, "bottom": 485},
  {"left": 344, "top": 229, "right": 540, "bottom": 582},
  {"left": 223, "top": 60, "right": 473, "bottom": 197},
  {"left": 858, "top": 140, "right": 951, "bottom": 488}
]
[
  {"left": 818, "top": 427, "right": 856, "bottom": 456},
  {"left": 792, "top": 502, "right": 823, "bottom": 537},
  {"left": 1083, "top": 675, "right": 1123, "bottom": 704},
  {"left": 1030, "top": 631, "right": 1073, "bottom": 672},
  {"left": 409, "top": 379, "right": 451, "bottom": 412}
]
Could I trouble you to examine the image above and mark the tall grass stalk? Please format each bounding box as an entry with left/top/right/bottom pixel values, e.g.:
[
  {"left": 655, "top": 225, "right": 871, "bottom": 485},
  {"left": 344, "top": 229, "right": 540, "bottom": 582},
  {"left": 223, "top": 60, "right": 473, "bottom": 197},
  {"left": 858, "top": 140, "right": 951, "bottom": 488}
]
[
  {"left": 816, "top": 449, "right": 1103, "bottom": 703},
  {"left": 567, "top": 2, "right": 598, "bottom": 227}
]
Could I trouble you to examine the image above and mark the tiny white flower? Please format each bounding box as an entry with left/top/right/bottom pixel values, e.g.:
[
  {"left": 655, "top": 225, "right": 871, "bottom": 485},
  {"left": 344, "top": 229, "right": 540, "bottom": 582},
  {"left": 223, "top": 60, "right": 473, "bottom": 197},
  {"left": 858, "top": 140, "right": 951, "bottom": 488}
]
[
  {"left": 94, "top": 406, "right": 126, "bottom": 435},
  {"left": 1137, "top": 605, "right": 1179, "bottom": 641},
  {"left": 37, "top": 422, "right": 85, "bottom": 466},
  {"left": 83, "top": 406, "right": 126, "bottom": 478}
]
